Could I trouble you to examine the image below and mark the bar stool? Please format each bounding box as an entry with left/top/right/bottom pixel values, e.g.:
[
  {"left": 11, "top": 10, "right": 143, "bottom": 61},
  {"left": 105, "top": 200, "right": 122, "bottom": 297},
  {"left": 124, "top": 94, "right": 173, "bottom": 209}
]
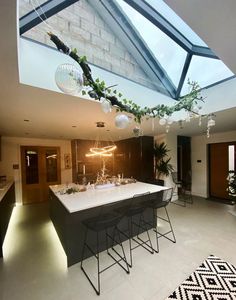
[
  {"left": 171, "top": 172, "right": 182, "bottom": 197},
  {"left": 117, "top": 192, "right": 154, "bottom": 267},
  {"left": 181, "top": 179, "right": 193, "bottom": 204},
  {"left": 80, "top": 203, "right": 130, "bottom": 295},
  {"left": 144, "top": 188, "right": 176, "bottom": 252},
  {"left": 171, "top": 171, "right": 193, "bottom": 206}
]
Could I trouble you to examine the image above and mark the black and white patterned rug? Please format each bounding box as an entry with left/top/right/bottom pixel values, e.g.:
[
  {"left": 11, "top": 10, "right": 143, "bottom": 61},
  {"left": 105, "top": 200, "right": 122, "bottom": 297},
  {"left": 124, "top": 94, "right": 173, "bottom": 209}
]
[{"left": 166, "top": 255, "right": 236, "bottom": 300}]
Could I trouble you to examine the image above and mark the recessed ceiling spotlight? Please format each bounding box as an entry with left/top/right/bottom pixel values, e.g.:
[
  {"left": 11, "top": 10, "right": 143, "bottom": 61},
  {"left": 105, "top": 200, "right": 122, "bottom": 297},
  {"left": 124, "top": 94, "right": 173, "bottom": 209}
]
[
  {"left": 96, "top": 121, "right": 105, "bottom": 128},
  {"left": 24, "top": 119, "right": 30, "bottom": 122}
]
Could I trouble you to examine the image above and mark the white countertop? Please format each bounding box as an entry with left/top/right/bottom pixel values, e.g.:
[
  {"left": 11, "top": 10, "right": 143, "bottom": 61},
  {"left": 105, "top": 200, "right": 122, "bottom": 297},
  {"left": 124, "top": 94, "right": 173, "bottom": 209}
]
[
  {"left": 50, "top": 182, "right": 168, "bottom": 213},
  {"left": 0, "top": 181, "right": 14, "bottom": 202}
]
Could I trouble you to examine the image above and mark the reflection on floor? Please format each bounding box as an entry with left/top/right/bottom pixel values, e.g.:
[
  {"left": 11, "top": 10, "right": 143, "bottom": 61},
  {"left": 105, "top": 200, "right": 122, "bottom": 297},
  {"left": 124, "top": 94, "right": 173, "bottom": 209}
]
[
  {"left": 207, "top": 196, "right": 236, "bottom": 205},
  {"left": 1, "top": 198, "right": 236, "bottom": 300}
]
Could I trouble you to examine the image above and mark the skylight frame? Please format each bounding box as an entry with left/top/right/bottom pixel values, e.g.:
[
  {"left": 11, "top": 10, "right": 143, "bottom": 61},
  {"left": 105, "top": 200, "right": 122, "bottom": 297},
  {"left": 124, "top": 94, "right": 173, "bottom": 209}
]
[
  {"left": 122, "top": 0, "right": 218, "bottom": 59},
  {"left": 92, "top": 0, "right": 176, "bottom": 97},
  {"left": 19, "top": 0, "right": 235, "bottom": 99},
  {"left": 115, "top": 0, "right": 189, "bottom": 88},
  {"left": 19, "top": 0, "right": 79, "bottom": 35}
]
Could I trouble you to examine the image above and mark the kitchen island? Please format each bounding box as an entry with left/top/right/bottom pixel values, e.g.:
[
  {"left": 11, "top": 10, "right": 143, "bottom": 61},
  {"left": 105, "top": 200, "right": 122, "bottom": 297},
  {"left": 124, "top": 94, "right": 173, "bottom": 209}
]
[
  {"left": 50, "top": 182, "right": 167, "bottom": 267},
  {"left": 0, "top": 181, "right": 15, "bottom": 258}
]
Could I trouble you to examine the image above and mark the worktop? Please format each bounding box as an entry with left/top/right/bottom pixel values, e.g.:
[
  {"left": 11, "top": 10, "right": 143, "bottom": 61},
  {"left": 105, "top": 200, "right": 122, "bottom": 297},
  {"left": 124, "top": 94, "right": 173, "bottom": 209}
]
[
  {"left": 50, "top": 182, "right": 167, "bottom": 213},
  {"left": 0, "top": 181, "right": 14, "bottom": 202}
]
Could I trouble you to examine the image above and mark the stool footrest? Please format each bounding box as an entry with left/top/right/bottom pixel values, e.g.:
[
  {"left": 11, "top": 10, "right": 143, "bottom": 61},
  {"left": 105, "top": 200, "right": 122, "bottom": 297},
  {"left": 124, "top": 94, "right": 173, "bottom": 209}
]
[{"left": 131, "top": 236, "right": 154, "bottom": 253}]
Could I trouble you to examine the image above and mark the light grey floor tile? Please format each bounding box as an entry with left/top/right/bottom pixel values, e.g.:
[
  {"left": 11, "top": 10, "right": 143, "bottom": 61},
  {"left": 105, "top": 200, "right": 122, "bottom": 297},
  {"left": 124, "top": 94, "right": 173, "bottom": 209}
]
[{"left": 1, "top": 198, "right": 236, "bottom": 300}]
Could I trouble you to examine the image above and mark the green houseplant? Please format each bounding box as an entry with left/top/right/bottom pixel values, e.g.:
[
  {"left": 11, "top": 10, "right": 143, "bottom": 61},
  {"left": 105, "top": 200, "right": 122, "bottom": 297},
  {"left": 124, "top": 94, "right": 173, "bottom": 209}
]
[
  {"left": 227, "top": 170, "right": 236, "bottom": 199},
  {"left": 154, "top": 142, "right": 174, "bottom": 186}
]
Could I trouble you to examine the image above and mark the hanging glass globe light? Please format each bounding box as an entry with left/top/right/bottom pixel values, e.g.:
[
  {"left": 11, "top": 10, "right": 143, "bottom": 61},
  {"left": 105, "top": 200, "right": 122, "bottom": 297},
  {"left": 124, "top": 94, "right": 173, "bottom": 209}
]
[
  {"left": 55, "top": 63, "right": 83, "bottom": 95},
  {"left": 207, "top": 117, "right": 216, "bottom": 127},
  {"left": 101, "top": 98, "right": 112, "bottom": 113},
  {"left": 115, "top": 114, "right": 129, "bottom": 129},
  {"left": 159, "top": 117, "right": 166, "bottom": 126},
  {"left": 167, "top": 117, "right": 173, "bottom": 125}
]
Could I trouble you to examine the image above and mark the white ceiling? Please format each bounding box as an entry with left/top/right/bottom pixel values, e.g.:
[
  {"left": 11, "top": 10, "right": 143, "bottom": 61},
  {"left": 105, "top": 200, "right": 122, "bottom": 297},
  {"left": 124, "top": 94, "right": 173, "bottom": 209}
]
[{"left": 0, "top": 0, "right": 236, "bottom": 141}]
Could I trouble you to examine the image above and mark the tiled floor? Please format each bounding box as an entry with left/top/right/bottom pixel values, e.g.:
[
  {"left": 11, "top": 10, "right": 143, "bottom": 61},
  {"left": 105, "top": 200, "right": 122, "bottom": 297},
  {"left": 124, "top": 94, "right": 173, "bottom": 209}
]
[{"left": 1, "top": 198, "right": 236, "bottom": 300}]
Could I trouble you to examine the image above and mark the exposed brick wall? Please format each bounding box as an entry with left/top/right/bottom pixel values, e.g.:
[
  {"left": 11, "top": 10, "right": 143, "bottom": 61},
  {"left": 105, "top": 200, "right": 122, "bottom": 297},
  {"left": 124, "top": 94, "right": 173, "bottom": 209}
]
[{"left": 19, "top": 0, "right": 163, "bottom": 90}]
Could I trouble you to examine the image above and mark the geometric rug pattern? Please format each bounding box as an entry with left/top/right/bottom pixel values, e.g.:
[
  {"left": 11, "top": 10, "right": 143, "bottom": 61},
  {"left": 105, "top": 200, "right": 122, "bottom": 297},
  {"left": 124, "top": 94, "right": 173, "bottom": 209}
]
[{"left": 166, "top": 255, "right": 236, "bottom": 300}]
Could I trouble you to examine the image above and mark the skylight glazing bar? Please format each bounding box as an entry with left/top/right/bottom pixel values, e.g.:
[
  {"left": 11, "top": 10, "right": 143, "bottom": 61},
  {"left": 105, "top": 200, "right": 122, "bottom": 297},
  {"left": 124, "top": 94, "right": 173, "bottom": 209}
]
[
  {"left": 191, "top": 45, "right": 218, "bottom": 59},
  {"left": 19, "top": 0, "right": 79, "bottom": 35},
  {"left": 176, "top": 53, "right": 192, "bottom": 99},
  {"left": 123, "top": 0, "right": 218, "bottom": 60},
  {"left": 93, "top": 0, "right": 176, "bottom": 97},
  {"left": 123, "top": 0, "right": 193, "bottom": 52}
]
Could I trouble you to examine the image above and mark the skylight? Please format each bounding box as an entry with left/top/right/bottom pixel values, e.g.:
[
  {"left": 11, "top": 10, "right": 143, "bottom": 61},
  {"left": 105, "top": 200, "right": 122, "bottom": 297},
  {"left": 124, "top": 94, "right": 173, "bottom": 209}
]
[
  {"left": 19, "top": 0, "right": 235, "bottom": 99},
  {"left": 146, "top": 0, "right": 208, "bottom": 47},
  {"left": 19, "top": 0, "right": 47, "bottom": 18},
  {"left": 181, "top": 56, "right": 234, "bottom": 95},
  {"left": 115, "top": 0, "right": 234, "bottom": 96},
  {"left": 116, "top": 0, "right": 187, "bottom": 88}
]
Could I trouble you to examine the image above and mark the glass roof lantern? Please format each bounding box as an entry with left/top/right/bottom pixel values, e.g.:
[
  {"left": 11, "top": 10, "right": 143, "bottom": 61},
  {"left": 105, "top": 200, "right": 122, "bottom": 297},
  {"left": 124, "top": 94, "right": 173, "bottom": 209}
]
[{"left": 19, "top": 0, "right": 235, "bottom": 99}]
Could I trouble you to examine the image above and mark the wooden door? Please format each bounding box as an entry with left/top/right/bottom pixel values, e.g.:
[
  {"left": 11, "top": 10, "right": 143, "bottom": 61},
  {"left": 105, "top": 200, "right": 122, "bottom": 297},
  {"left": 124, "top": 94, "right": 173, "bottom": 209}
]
[
  {"left": 209, "top": 142, "right": 236, "bottom": 199},
  {"left": 21, "top": 146, "right": 61, "bottom": 204}
]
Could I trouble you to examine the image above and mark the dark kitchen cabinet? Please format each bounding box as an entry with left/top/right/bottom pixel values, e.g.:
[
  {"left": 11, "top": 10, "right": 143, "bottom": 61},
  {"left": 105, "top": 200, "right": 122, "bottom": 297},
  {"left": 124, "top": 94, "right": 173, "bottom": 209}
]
[
  {"left": 115, "top": 136, "right": 154, "bottom": 181},
  {"left": 71, "top": 136, "right": 154, "bottom": 183}
]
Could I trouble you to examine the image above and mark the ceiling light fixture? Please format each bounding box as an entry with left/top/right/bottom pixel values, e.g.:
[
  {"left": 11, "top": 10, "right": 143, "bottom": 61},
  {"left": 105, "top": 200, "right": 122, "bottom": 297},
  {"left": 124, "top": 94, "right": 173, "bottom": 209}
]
[
  {"left": 133, "top": 126, "right": 143, "bottom": 137},
  {"left": 85, "top": 122, "right": 117, "bottom": 157}
]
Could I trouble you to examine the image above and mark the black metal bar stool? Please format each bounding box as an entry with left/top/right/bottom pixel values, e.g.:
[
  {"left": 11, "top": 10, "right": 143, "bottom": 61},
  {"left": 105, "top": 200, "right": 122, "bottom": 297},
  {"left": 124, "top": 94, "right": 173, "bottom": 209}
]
[
  {"left": 181, "top": 177, "right": 193, "bottom": 204},
  {"left": 117, "top": 192, "right": 154, "bottom": 267},
  {"left": 80, "top": 203, "right": 130, "bottom": 295},
  {"left": 144, "top": 188, "right": 176, "bottom": 252},
  {"left": 171, "top": 171, "right": 193, "bottom": 207},
  {"left": 171, "top": 172, "right": 182, "bottom": 197}
]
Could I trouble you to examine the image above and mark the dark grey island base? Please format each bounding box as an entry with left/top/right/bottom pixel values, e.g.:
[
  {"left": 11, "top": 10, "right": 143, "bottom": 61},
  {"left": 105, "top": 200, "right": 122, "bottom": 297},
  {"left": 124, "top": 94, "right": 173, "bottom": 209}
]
[
  {"left": 0, "top": 182, "right": 15, "bottom": 258},
  {"left": 49, "top": 188, "right": 162, "bottom": 267}
]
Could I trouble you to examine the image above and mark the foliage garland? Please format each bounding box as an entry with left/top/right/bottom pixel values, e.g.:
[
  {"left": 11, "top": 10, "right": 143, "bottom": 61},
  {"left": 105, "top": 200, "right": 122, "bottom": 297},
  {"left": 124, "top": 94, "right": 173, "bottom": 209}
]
[{"left": 48, "top": 32, "right": 204, "bottom": 123}]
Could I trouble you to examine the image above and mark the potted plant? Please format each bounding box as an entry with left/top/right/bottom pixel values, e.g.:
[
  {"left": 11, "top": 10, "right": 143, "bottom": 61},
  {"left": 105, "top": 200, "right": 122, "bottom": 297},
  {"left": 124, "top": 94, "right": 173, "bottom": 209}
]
[
  {"left": 227, "top": 170, "right": 236, "bottom": 201},
  {"left": 153, "top": 142, "right": 174, "bottom": 186}
]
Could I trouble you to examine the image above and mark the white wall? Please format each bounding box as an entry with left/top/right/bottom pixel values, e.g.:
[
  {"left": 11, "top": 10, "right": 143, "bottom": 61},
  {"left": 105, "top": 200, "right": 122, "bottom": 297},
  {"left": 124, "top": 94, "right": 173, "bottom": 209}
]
[
  {"left": 192, "top": 130, "right": 236, "bottom": 198},
  {"left": 0, "top": 136, "right": 72, "bottom": 204}
]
